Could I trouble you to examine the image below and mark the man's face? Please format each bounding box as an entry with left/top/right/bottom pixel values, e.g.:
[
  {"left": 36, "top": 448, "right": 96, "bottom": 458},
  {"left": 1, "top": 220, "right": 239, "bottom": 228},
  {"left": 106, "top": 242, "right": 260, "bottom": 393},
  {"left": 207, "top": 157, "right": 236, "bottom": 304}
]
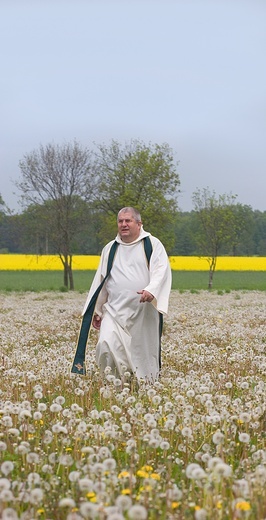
[{"left": 117, "top": 212, "right": 142, "bottom": 243}]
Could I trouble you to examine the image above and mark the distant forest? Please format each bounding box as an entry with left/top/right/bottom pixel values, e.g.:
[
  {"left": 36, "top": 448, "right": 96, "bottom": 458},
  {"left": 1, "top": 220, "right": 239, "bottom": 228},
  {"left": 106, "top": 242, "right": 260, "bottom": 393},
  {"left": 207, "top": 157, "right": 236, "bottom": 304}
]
[
  {"left": 1, "top": 140, "right": 266, "bottom": 258},
  {"left": 1, "top": 207, "right": 266, "bottom": 256}
]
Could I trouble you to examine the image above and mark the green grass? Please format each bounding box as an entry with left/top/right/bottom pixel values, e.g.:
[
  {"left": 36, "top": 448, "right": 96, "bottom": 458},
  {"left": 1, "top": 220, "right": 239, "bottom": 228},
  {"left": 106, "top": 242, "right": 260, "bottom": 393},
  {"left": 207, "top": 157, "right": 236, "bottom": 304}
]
[{"left": 0, "top": 270, "right": 265, "bottom": 292}]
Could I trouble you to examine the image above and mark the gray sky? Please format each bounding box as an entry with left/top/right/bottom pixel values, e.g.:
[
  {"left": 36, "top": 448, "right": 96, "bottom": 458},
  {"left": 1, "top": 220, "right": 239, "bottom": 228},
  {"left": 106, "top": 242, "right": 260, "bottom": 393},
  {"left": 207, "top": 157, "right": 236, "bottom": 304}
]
[{"left": 1, "top": 0, "right": 266, "bottom": 213}]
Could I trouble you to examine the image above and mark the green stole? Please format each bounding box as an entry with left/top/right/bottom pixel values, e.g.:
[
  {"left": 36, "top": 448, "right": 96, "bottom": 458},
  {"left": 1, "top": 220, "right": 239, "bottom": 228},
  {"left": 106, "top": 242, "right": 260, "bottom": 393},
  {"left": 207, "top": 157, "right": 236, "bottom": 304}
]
[{"left": 71, "top": 236, "right": 163, "bottom": 375}]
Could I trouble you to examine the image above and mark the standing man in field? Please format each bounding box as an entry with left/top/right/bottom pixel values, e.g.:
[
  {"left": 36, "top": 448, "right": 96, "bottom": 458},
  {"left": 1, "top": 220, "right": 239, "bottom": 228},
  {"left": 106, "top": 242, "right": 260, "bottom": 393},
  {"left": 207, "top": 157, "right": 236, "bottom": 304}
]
[{"left": 71, "top": 207, "right": 172, "bottom": 381}]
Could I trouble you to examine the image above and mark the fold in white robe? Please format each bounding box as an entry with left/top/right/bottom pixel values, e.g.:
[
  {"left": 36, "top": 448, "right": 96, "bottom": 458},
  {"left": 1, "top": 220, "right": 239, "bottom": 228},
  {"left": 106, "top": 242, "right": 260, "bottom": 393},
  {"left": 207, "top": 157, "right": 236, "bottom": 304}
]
[{"left": 82, "top": 228, "right": 172, "bottom": 381}]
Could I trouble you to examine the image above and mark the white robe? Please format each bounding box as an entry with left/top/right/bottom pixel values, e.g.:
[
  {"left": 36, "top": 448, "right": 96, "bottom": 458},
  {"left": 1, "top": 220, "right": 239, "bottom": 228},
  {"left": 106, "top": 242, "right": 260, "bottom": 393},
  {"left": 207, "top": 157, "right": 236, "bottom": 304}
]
[{"left": 82, "top": 228, "right": 172, "bottom": 381}]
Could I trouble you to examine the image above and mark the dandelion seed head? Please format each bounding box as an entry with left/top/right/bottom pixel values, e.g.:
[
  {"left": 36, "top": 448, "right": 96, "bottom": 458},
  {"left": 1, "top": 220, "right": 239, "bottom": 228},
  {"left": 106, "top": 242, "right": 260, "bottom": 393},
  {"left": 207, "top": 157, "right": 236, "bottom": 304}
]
[
  {"left": 115, "top": 494, "right": 132, "bottom": 511},
  {"left": 50, "top": 403, "right": 62, "bottom": 413},
  {"left": 212, "top": 430, "right": 225, "bottom": 445},
  {"left": 128, "top": 504, "right": 148, "bottom": 519},
  {"left": 29, "top": 487, "right": 44, "bottom": 504},
  {"left": 195, "top": 508, "right": 207, "bottom": 520},
  {"left": 239, "top": 433, "right": 250, "bottom": 444},
  {"left": 1, "top": 461, "right": 14, "bottom": 476},
  {"left": 1, "top": 508, "right": 19, "bottom": 520},
  {"left": 59, "top": 497, "right": 76, "bottom": 508}
]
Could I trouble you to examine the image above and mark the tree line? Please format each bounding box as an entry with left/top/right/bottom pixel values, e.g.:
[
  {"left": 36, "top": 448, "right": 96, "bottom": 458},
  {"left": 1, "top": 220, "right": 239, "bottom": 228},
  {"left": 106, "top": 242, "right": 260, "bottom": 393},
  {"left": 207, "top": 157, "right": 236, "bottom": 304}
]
[{"left": 0, "top": 139, "right": 265, "bottom": 289}]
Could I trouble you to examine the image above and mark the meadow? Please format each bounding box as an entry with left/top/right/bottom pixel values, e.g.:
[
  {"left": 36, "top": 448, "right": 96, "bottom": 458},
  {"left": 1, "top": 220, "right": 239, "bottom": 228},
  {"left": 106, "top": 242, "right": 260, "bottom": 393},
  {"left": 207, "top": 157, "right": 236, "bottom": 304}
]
[
  {"left": 0, "top": 290, "right": 265, "bottom": 519},
  {"left": 0, "top": 270, "right": 266, "bottom": 292}
]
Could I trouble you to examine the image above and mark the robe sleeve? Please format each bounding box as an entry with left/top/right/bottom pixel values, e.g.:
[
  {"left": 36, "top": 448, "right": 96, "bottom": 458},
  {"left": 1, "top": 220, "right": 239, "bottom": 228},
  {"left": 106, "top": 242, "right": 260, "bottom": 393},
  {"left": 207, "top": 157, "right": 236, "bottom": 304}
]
[{"left": 143, "top": 236, "right": 172, "bottom": 315}]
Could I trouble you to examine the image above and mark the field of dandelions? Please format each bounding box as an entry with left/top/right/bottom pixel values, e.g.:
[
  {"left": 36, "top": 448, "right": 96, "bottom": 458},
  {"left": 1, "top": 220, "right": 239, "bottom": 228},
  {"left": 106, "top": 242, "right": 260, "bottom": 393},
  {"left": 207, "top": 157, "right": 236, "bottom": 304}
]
[{"left": 0, "top": 290, "right": 265, "bottom": 520}]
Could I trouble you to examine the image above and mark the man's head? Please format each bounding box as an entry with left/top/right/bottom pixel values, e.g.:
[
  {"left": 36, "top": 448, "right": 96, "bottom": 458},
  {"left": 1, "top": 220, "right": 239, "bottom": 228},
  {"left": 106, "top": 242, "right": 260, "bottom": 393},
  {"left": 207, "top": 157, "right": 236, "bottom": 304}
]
[{"left": 117, "top": 207, "right": 142, "bottom": 243}]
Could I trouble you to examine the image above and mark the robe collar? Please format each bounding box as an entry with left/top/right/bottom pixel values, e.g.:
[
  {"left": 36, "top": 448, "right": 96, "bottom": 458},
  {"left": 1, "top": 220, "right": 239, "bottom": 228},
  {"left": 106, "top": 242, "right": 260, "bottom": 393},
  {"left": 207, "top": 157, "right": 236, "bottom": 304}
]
[{"left": 115, "top": 227, "right": 151, "bottom": 246}]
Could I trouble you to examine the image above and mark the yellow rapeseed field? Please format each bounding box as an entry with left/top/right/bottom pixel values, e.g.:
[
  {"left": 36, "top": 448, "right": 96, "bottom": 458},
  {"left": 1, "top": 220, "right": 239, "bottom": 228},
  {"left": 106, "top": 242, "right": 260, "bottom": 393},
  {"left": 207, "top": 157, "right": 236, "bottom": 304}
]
[{"left": 0, "top": 254, "right": 265, "bottom": 270}]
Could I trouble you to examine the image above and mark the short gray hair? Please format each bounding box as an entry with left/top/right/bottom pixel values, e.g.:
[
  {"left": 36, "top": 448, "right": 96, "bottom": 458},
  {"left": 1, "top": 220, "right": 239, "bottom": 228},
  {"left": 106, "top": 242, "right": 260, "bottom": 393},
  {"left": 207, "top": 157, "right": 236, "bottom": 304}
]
[{"left": 117, "top": 207, "right": 142, "bottom": 222}]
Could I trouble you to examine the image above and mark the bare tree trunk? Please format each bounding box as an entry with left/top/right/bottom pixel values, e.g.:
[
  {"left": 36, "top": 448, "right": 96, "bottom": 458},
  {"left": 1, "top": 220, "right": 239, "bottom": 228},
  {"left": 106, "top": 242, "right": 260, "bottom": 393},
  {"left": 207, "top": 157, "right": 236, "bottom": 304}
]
[
  {"left": 68, "top": 255, "right": 74, "bottom": 290},
  {"left": 208, "top": 256, "right": 216, "bottom": 290},
  {"left": 63, "top": 263, "right": 68, "bottom": 288},
  {"left": 208, "top": 269, "right": 214, "bottom": 290}
]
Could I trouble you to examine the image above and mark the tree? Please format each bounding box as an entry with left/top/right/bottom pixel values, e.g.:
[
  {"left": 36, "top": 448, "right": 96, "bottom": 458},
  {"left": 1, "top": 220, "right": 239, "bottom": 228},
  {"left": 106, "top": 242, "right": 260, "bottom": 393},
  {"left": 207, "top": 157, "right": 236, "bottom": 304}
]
[
  {"left": 228, "top": 204, "right": 254, "bottom": 255},
  {"left": 171, "top": 212, "right": 198, "bottom": 255},
  {"left": 0, "top": 194, "right": 6, "bottom": 220},
  {"left": 253, "top": 210, "right": 266, "bottom": 255},
  {"left": 192, "top": 188, "right": 247, "bottom": 289},
  {"left": 92, "top": 139, "right": 180, "bottom": 252},
  {"left": 17, "top": 141, "right": 95, "bottom": 289},
  {"left": 0, "top": 194, "right": 8, "bottom": 252}
]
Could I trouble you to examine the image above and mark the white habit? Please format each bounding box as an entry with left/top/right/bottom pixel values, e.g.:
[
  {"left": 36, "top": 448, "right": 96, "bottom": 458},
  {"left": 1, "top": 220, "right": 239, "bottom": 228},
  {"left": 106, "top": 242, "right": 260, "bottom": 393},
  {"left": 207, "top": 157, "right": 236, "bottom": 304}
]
[{"left": 82, "top": 228, "right": 172, "bottom": 381}]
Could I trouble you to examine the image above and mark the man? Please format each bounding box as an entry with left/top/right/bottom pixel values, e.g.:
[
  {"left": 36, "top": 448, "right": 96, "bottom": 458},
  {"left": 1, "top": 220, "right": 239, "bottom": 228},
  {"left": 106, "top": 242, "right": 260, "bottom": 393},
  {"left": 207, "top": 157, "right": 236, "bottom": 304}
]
[{"left": 73, "top": 207, "right": 172, "bottom": 381}]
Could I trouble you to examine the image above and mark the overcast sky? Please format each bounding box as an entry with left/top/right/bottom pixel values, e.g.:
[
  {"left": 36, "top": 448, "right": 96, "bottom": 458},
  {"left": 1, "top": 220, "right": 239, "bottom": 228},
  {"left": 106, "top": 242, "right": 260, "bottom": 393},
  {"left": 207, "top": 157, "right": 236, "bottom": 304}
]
[{"left": 1, "top": 0, "right": 266, "bottom": 213}]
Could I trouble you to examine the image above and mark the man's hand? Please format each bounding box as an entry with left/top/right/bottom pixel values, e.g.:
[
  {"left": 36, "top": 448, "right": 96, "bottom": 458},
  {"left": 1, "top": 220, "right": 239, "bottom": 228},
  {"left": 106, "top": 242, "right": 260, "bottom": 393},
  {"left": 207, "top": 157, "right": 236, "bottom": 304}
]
[
  {"left": 137, "top": 290, "right": 154, "bottom": 303},
  {"left": 92, "top": 314, "right": 102, "bottom": 330}
]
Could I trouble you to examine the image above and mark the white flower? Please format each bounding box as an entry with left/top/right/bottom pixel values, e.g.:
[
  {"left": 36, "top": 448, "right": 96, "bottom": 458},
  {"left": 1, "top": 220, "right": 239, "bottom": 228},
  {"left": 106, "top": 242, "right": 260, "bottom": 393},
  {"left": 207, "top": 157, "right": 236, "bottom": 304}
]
[
  {"left": 15, "top": 442, "right": 30, "bottom": 455},
  {"left": 29, "top": 487, "right": 44, "bottom": 504},
  {"left": 148, "top": 437, "right": 160, "bottom": 448},
  {"left": 232, "top": 479, "right": 250, "bottom": 498},
  {"left": 212, "top": 462, "right": 233, "bottom": 478},
  {"left": 164, "top": 419, "right": 175, "bottom": 430},
  {"left": 122, "top": 423, "right": 132, "bottom": 433},
  {"left": 7, "top": 428, "right": 20, "bottom": 437},
  {"left": 152, "top": 395, "right": 162, "bottom": 405},
  {"left": 38, "top": 402, "right": 47, "bottom": 412},
  {"left": 186, "top": 463, "right": 202, "bottom": 478},
  {"left": 1, "top": 416, "right": 13, "bottom": 427},
  {"left": 107, "top": 513, "right": 125, "bottom": 520},
  {"left": 225, "top": 382, "right": 233, "bottom": 389},
  {"left": 103, "top": 457, "right": 117, "bottom": 471},
  {"left": 98, "top": 446, "right": 111, "bottom": 459},
  {"left": 59, "top": 454, "right": 73, "bottom": 466},
  {"left": 239, "top": 412, "right": 251, "bottom": 423},
  {"left": 34, "top": 391, "right": 43, "bottom": 399},
  {"left": 55, "top": 395, "right": 66, "bottom": 405},
  {"left": 50, "top": 403, "right": 62, "bottom": 413},
  {"left": 0, "top": 489, "right": 14, "bottom": 501},
  {"left": 238, "top": 432, "right": 250, "bottom": 443},
  {"left": 166, "top": 485, "right": 182, "bottom": 501},
  {"left": 160, "top": 441, "right": 170, "bottom": 450},
  {"left": 42, "top": 464, "right": 53, "bottom": 473},
  {"left": 90, "top": 409, "right": 99, "bottom": 419},
  {"left": 182, "top": 426, "right": 193, "bottom": 438},
  {"left": 92, "top": 462, "right": 105, "bottom": 476},
  {"left": 254, "top": 464, "right": 266, "bottom": 483},
  {"left": 1, "top": 461, "right": 14, "bottom": 476},
  {"left": 33, "top": 411, "right": 42, "bottom": 420},
  {"left": 59, "top": 497, "right": 76, "bottom": 508},
  {"left": 26, "top": 452, "right": 40, "bottom": 464},
  {"left": 191, "top": 467, "right": 206, "bottom": 480},
  {"left": 128, "top": 504, "right": 148, "bottom": 520},
  {"left": 68, "top": 471, "right": 80, "bottom": 482},
  {"left": 27, "top": 472, "right": 41, "bottom": 486},
  {"left": 115, "top": 494, "right": 132, "bottom": 511},
  {"left": 111, "top": 405, "right": 122, "bottom": 414},
  {"left": 207, "top": 457, "right": 223, "bottom": 470},
  {"left": 195, "top": 508, "right": 207, "bottom": 520},
  {"left": 79, "top": 501, "right": 99, "bottom": 518},
  {"left": 78, "top": 478, "right": 94, "bottom": 492},
  {"left": 1, "top": 508, "right": 19, "bottom": 520},
  {"left": 212, "top": 430, "right": 225, "bottom": 445},
  {"left": 0, "top": 478, "right": 11, "bottom": 491},
  {"left": 19, "top": 409, "right": 32, "bottom": 419}
]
